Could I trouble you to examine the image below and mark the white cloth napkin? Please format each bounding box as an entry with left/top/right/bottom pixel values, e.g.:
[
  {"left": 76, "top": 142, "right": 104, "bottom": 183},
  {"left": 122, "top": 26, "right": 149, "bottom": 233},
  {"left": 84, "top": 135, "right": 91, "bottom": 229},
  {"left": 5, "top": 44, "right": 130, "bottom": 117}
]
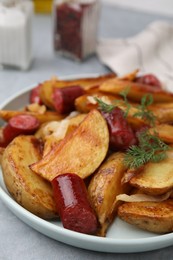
[{"left": 97, "top": 21, "right": 173, "bottom": 92}]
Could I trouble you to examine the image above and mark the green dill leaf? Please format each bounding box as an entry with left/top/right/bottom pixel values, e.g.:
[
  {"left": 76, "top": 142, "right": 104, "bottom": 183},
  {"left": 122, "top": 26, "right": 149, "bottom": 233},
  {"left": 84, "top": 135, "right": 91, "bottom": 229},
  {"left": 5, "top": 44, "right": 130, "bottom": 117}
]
[
  {"left": 124, "top": 145, "right": 149, "bottom": 169},
  {"left": 119, "top": 87, "right": 131, "bottom": 118},
  {"left": 141, "top": 94, "right": 153, "bottom": 107},
  {"left": 124, "top": 130, "right": 170, "bottom": 169},
  {"left": 133, "top": 94, "right": 156, "bottom": 126},
  {"left": 119, "top": 87, "right": 131, "bottom": 101},
  {"left": 95, "top": 87, "right": 132, "bottom": 117},
  {"left": 94, "top": 97, "right": 115, "bottom": 113},
  {"left": 151, "top": 152, "right": 167, "bottom": 163}
]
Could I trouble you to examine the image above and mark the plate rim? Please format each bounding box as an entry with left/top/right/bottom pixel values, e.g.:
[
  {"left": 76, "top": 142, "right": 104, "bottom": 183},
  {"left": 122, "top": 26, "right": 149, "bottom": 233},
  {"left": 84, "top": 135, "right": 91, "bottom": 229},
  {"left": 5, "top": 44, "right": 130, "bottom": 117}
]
[{"left": 1, "top": 182, "right": 173, "bottom": 253}]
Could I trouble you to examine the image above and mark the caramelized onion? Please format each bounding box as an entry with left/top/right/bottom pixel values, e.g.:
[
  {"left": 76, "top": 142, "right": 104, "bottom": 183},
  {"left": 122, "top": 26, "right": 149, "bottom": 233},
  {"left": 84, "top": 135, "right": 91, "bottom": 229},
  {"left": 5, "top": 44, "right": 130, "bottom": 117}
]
[{"left": 116, "top": 191, "right": 172, "bottom": 203}]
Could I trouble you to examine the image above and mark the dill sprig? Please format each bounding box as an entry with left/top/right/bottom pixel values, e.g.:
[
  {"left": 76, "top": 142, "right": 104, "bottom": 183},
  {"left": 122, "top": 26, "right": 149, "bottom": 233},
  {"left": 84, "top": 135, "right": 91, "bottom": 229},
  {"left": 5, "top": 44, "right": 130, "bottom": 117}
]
[
  {"left": 95, "top": 97, "right": 115, "bottom": 113},
  {"left": 96, "top": 95, "right": 169, "bottom": 169},
  {"left": 124, "top": 130, "right": 169, "bottom": 169},
  {"left": 95, "top": 86, "right": 131, "bottom": 116},
  {"left": 133, "top": 94, "right": 156, "bottom": 126},
  {"left": 95, "top": 91, "right": 156, "bottom": 127},
  {"left": 119, "top": 87, "right": 131, "bottom": 118}
]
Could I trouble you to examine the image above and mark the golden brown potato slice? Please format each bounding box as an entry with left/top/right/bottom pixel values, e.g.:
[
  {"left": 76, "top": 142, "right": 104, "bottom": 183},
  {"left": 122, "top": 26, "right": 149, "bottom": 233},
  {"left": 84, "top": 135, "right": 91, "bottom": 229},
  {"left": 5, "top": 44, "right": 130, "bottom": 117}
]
[
  {"left": 120, "top": 69, "right": 139, "bottom": 81},
  {"left": 115, "top": 103, "right": 147, "bottom": 130},
  {"left": 40, "top": 74, "right": 116, "bottom": 109},
  {"left": 35, "top": 114, "right": 87, "bottom": 141},
  {"left": 129, "top": 150, "right": 173, "bottom": 195},
  {"left": 126, "top": 116, "right": 147, "bottom": 130},
  {"left": 42, "top": 114, "right": 87, "bottom": 156},
  {"left": 118, "top": 199, "right": 173, "bottom": 233},
  {"left": 75, "top": 93, "right": 119, "bottom": 113},
  {"left": 65, "top": 113, "right": 87, "bottom": 134},
  {"left": 99, "top": 78, "right": 173, "bottom": 103},
  {"left": 1, "top": 135, "right": 57, "bottom": 219},
  {"left": 75, "top": 94, "right": 146, "bottom": 130},
  {"left": 149, "top": 103, "right": 173, "bottom": 124},
  {"left": 0, "top": 147, "right": 5, "bottom": 164},
  {"left": 149, "top": 124, "right": 173, "bottom": 144},
  {"left": 31, "top": 109, "right": 109, "bottom": 181},
  {"left": 88, "top": 152, "right": 130, "bottom": 236},
  {"left": 0, "top": 110, "right": 64, "bottom": 124}
]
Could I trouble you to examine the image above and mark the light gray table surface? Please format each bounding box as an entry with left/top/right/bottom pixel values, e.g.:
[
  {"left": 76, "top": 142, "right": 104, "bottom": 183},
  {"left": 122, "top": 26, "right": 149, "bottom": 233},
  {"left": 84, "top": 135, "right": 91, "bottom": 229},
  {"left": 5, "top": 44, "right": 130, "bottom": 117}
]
[{"left": 1, "top": 4, "right": 173, "bottom": 260}]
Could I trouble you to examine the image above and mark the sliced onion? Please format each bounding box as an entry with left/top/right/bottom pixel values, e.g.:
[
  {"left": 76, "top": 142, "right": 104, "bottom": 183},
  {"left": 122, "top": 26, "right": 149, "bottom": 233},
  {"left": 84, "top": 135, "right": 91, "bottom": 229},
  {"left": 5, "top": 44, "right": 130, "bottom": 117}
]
[{"left": 116, "top": 191, "right": 172, "bottom": 203}]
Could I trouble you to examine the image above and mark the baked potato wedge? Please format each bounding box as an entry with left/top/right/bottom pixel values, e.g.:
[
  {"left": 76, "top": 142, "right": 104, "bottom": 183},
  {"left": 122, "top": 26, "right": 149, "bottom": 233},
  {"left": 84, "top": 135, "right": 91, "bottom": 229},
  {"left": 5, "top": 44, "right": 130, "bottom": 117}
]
[
  {"left": 0, "top": 147, "right": 5, "bottom": 164},
  {"left": 129, "top": 150, "right": 173, "bottom": 195},
  {"left": 99, "top": 78, "right": 173, "bottom": 103},
  {"left": 35, "top": 113, "right": 87, "bottom": 141},
  {"left": 42, "top": 113, "right": 87, "bottom": 156},
  {"left": 1, "top": 135, "right": 57, "bottom": 219},
  {"left": 31, "top": 109, "right": 109, "bottom": 181},
  {"left": 0, "top": 109, "right": 64, "bottom": 124},
  {"left": 88, "top": 152, "right": 130, "bottom": 236},
  {"left": 75, "top": 94, "right": 146, "bottom": 130},
  {"left": 149, "top": 103, "right": 173, "bottom": 124},
  {"left": 118, "top": 199, "right": 173, "bottom": 233},
  {"left": 120, "top": 69, "right": 139, "bottom": 81},
  {"left": 75, "top": 93, "right": 121, "bottom": 114},
  {"left": 149, "top": 124, "right": 173, "bottom": 144}
]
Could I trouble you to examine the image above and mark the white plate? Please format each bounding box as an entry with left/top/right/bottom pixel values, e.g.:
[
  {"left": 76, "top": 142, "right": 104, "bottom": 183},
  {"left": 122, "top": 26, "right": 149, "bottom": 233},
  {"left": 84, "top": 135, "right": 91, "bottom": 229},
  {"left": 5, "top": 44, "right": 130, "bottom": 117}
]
[{"left": 1, "top": 82, "right": 173, "bottom": 254}]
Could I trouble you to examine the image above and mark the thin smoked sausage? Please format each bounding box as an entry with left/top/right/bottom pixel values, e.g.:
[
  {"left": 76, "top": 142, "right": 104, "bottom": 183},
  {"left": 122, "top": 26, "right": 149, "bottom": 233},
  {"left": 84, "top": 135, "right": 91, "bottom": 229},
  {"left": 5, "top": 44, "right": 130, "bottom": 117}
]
[
  {"left": 51, "top": 173, "right": 98, "bottom": 234},
  {"left": 3, "top": 114, "right": 40, "bottom": 145},
  {"left": 101, "top": 107, "right": 137, "bottom": 151},
  {"left": 52, "top": 85, "right": 85, "bottom": 114},
  {"left": 29, "top": 84, "right": 43, "bottom": 105}
]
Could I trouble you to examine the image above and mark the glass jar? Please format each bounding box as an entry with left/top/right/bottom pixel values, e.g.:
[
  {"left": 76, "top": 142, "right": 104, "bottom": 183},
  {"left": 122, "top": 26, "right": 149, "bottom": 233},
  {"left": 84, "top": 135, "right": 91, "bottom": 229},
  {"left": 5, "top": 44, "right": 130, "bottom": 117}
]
[{"left": 53, "top": 0, "right": 100, "bottom": 61}]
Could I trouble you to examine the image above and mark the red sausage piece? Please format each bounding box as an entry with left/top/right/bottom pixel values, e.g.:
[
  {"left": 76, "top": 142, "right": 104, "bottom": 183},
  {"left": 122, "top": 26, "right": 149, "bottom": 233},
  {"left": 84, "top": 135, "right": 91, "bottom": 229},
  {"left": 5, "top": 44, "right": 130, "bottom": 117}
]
[
  {"left": 52, "top": 85, "right": 85, "bottom": 114},
  {"left": 135, "top": 74, "right": 162, "bottom": 89},
  {"left": 3, "top": 114, "right": 40, "bottom": 145},
  {"left": 29, "top": 84, "right": 43, "bottom": 105},
  {"left": 102, "top": 107, "right": 137, "bottom": 151},
  {"left": 51, "top": 173, "right": 98, "bottom": 234}
]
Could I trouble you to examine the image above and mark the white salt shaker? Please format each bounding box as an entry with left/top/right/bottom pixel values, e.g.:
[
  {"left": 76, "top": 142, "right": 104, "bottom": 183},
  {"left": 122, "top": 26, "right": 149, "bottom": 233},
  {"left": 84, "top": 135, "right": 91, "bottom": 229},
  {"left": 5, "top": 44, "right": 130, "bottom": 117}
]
[{"left": 0, "top": 0, "right": 33, "bottom": 70}]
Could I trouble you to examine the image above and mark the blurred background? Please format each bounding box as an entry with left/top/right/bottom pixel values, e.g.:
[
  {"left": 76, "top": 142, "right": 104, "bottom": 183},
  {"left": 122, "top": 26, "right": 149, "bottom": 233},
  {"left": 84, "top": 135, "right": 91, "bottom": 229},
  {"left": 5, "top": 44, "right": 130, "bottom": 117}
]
[
  {"left": 0, "top": 0, "right": 173, "bottom": 104},
  {"left": 103, "top": 0, "right": 173, "bottom": 16},
  {"left": 33, "top": 0, "right": 173, "bottom": 16}
]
